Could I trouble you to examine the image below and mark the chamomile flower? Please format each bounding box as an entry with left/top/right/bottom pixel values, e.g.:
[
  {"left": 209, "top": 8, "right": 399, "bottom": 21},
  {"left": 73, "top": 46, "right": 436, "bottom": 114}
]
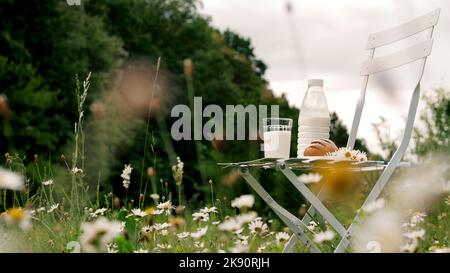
[
  {"left": 257, "top": 246, "right": 266, "bottom": 253},
  {"left": 410, "top": 212, "right": 426, "bottom": 225},
  {"left": 218, "top": 218, "right": 242, "bottom": 232},
  {"left": 248, "top": 218, "right": 269, "bottom": 235},
  {"left": 152, "top": 223, "right": 171, "bottom": 231},
  {"left": 0, "top": 168, "right": 24, "bottom": 190},
  {"left": 134, "top": 248, "right": 149, "bottom": 253},
  {"left": 90, "top": 208, "right": 108, "bottom": 218},
  {"left": 297, "top": 173, "right": 322, "bottom": 184},
  {"left": 275, "top": 232, "right": 290, "bottom": 245},
  {"left": 80, "top": 217, "right": 122, "bottom": 253},
  {"left": 150, "top": 193, "right": 160, "bottom": 202},
  {"left": 200, "top": 206, "right": 218, "bottom": 214},
  {"left": 313, "top": 230, "right": 335, "bottom": 244},
  {"left": 177, "top": 232, "right": 190, "bottom": 239},
  {"left": 362, "top": 199, "right": 385, "bottom": 214},
  {"left": 231, "top": 194, "right": 255, "bottom": 209},
  {"left": 307, "top": 221, "right": 318, "bottom": 231},
  {"left": 327, "top": 148, "right": 367, "bottom": 162},
  {"left": 156, "top": 243, "right": 172, "bottom": 250},
  {"left": 42, "top": 179, "right": 54, "bottom": 186},
  {"left": 1, "top": 207, "right": 32, "bottom": 230},
  {"left": 192, "top": 212, "right": 209, "bottom": 222},
  {"left": 157, "top": 200, "right": 175, "bottom": 215},
  {"left": 71, "top": 167, "right": 83, "bottom": 175},
  {"left": 236, "top": 211, "right": 258, "bottom": 225},
  {"left": 47, "top": 204, "right": 59, "bottom": 213},
  {"left": 106, "top": 243, "right": 118, "bottom": 253},
  {"left": 190, "top": 227, "right": 208, "bottom": 239},
  {"left": 403, "top": 229, "right": 426, "bottom": 240},
  {"left": 160, "top": 229, "right": 169, "bottom": 236},
  {"left": 141, "top": 226, "right": 153, "bottom": 234},
  {"left": 229, "top": 243, "right": 248, "bottom": 253}
]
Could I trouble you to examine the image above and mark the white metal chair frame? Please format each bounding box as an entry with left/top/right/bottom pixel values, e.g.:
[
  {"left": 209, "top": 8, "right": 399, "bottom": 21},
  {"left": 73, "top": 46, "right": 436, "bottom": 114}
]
[{"left": 227, "top": 9, "right": 440, "bottom": 253}]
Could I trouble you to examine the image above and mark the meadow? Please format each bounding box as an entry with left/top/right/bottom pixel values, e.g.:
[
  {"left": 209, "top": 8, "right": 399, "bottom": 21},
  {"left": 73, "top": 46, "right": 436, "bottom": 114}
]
[{"left": 0, "top": 73, "right": 448, "bottom": 253}]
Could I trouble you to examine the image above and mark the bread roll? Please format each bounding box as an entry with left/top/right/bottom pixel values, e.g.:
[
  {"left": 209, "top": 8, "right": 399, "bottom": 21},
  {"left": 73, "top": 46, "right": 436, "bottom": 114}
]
[{"left": 303, "top": 139, "right": 338, "bottom": 156}]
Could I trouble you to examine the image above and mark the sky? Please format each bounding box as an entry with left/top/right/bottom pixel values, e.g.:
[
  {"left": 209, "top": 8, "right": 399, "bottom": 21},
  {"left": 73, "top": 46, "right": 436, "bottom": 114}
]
[{"left": 199, "top": 0, "right": 450, "bottom": 154}]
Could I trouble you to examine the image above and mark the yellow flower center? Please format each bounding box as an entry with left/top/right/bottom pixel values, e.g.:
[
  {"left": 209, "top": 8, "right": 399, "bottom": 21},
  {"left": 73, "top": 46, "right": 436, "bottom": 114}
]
[
  {"left": 145, "top": 207, "right": 155, "bottom": 215},
  {"left": 8, "top": 208, "right": 24, "bottom": 221}
]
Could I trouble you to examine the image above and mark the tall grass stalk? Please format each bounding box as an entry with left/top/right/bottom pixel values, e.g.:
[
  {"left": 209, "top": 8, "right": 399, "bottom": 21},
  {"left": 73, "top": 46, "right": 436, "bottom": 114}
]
[
  {"left": 70, "top": 72, "right": 91, "bottom": 216},
  {"left": 139, "top": 57, "right": 161, "bottom": 206}
]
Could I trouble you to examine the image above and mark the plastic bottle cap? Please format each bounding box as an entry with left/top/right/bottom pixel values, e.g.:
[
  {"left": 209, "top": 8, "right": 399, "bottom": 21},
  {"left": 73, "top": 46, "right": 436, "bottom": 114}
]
[{"left": 308, "top": 79, "right": 323, "bottom": 87}]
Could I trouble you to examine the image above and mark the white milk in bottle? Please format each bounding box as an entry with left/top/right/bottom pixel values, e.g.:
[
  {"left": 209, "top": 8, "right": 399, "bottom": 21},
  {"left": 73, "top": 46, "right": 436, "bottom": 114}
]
[{"left": 297, "top": 79, "right": 331, "bottom": 157}]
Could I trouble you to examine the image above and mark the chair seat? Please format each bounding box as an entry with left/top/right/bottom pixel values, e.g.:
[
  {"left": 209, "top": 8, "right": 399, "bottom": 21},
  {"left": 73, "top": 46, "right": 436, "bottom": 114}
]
[{"left": 218, "top": 157, "right": 411, "bottom": 172}]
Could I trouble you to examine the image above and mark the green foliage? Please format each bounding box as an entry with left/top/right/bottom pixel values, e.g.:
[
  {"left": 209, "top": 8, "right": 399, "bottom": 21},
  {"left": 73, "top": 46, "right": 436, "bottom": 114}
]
[
  {"left": 413, "top": 88, "right": 450, "bottom": 157},
  {"left": 373, "top": 87, "right": 450, "bottom": 160}
]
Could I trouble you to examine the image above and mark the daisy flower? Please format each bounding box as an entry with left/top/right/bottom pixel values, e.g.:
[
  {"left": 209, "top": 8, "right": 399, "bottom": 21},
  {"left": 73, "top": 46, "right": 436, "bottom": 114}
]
[
  {"left": 307, "top": 221, "right": 318, "bottom": 231},
  {"left": 248, "top": 218, "right": 269, "bottom": 235},
  {"left": 257, "top": 246, "right": 266, "bottom": 253},
  {"left": 90, "top": 208, "right": 108, "bottom": 218},
  {"left": 156, "top": 244, "right": 172, "bottom": 250},
  {"left": 177, "top": 232, "right": 190, "bottom": 239},
  {"left": 152, "top": 223, "right": 171, "bottom": 231},
  {"left": 71, "top": 167, "right": 83, "bottom": 175},
  {"left": 313, "top": 230, "right": 335, "bottom": 244},
  {"left": 157, "top": 200, "right": 175, "bottom": 215},
  {"left": 297, "top": 173, "right": 322, "bottom": 184},
  {"left": 134, "top": 248, "right": 149, "bottom": 253},
  {"left": 231, "top": 194, "right": 255, "bottom": 210},
  {"left": 362, "top": 199, "right": 385, "bottom": 214},
  {"left": 0, "top": 168, "right": 24, "bottom": 190},
  {"left": 410, "top": 212, "right": 426, "bottom": 225},
  {"left": 1, "top": 207, "right": 32, "bottom": 230},
  {"left": 160, "top": 229, "right": 169, "bottom": 236},
  {"left": 236, "top": 211, "right": 258, "bottom": 225},
  {"left": 194, "top": 242, "right": 205, "bottom": 249},
  {"left": 106, "top": 243, "right": 118, "bottom": 253},
  {"left": 150, "top": 193, "right": 160, "bottom": 202},
  {"left": 200, "top": 206, "right": 218, "bottom": 214},
  {"left": 191, "top": 227, "right": 208, "bottom": 239},
  {"left": 403, "top": 229, "right": 426, "bottom": 240},
  {"left": 141, "top": 226, "right": 153, "bottom": 234},
  {"left": 218, "top": 218, "right": 242, "bottom": 232},
  {"left": 229, "top": 243, "right": 248, "bottom": 253},
  {"left": 42, "top": 179, "right": 54, "bottom": 186},
  {"left": 192, "top": 212, "right": 209, "bottom": 222},
  {"left": 47, "top": 204, "right": 59, "bottom": 213},
  {"left": 126, "top": 208, "right": 148, "bottom": 218},
  {"left": 275, "top": 232, "right": 290, "bottom": 245},
  {"left": 80, "top": 217, "right": 122, "bottom": 253}
]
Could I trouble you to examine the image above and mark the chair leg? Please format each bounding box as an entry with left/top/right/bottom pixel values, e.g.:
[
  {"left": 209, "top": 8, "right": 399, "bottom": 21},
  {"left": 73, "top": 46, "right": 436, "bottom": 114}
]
[
  {"left": 278, "top": 162, "right": 348, "bottom": 237},
  {"left": 239, "top": 166, "right": 321, "bottom": 253}
]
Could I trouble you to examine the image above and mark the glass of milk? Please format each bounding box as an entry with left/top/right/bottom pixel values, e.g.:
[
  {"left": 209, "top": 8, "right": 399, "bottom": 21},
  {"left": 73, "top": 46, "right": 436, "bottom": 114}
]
[{"left": 263, "top": 118, "right": 293, "bottom": 158}]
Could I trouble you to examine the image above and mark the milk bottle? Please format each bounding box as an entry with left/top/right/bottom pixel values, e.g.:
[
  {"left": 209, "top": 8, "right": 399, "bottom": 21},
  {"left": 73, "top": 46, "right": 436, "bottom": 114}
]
[{"left": 297, "top": 79, "right": 331, "bottom": 157}]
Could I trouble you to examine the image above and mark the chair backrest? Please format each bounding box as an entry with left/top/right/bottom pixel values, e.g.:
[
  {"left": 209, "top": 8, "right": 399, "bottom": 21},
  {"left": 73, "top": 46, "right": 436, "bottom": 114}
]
[{"left": 346, "top": 9, "right": 441, "bottom": 163}]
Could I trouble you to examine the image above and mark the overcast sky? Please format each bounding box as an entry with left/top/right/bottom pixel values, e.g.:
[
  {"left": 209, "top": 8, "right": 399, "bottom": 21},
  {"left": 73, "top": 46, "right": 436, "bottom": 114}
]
[{"left": 200, "top": 0, "right": 450, "bottom": 154}]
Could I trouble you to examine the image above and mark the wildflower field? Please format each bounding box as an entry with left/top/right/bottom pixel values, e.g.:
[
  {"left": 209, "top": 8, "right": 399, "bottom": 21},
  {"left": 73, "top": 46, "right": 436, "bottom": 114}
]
[
  {"left": 0, "top": 0, "right": 449, "bottom": 254},
  {"left": 1, "top": 73, "right": 449, "bottom": 253}
]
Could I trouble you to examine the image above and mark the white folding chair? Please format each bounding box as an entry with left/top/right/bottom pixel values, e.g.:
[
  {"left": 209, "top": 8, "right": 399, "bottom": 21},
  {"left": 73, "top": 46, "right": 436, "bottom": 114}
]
[
  {"left": 219, "top": 8, "right": 441, "bottom": 253},
  {"left": 282, "top": 8, "right": 441, "bottom": 253}
]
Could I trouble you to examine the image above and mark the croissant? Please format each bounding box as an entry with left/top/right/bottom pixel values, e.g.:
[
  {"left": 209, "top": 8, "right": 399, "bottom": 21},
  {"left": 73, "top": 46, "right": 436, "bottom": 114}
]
[{"left": 304, "top": 139, "right": 338, "bottom": 156}]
